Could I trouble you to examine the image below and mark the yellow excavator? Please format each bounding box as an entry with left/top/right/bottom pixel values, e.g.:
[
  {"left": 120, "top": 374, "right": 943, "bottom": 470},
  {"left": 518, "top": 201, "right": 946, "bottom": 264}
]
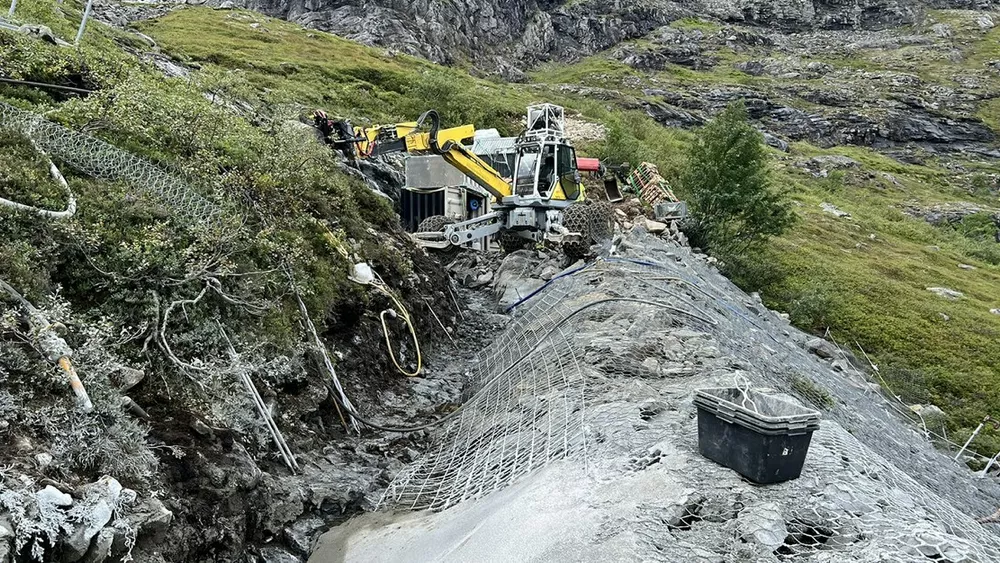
[{"left": 314, "top": 104, "right": 611, "bottom": 254}]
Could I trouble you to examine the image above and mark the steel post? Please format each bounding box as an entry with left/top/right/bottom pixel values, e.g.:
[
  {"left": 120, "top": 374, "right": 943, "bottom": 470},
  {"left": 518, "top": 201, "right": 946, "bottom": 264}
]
[
  {"left": 981, "top": 450, "right": 1000, "bottom": 477},
  {"left": 955, "top": 421, "right": 985, "bottom": 461},
  {"left": 74, "top": 0, "right": 93, "bottom": 45}
]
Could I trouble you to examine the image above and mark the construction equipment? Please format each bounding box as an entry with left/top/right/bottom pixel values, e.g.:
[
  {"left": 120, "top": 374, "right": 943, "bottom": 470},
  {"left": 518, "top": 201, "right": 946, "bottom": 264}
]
[
  {"left": 598, "top": 162, "right": 688, "bottom": 219},
  {"left": 315, "top": 104, "right": 612, "bottom": 254}
]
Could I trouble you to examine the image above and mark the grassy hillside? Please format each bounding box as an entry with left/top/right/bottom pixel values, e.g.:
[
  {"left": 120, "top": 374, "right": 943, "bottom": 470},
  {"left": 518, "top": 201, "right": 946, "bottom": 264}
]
[
  {"left": 0, "top": 1, "right": 478, "bottom": 507},
  {"left": 4, "top": 2, "right": 1000, "bottom": 462},
  {"left": 136, "top": 8, "right": 529, "bottom": 132}
]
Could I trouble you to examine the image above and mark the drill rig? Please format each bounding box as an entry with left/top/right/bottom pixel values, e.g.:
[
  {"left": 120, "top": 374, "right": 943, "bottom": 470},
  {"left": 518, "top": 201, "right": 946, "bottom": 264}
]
[{"left": 316, "top": 104, "right": 612, "bottom": 254}]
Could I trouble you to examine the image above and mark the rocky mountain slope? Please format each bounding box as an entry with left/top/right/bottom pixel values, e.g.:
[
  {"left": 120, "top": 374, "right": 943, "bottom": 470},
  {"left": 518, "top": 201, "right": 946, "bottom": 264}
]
[{"left": 224, "top": 0, "right": 992, "bottom": 78}]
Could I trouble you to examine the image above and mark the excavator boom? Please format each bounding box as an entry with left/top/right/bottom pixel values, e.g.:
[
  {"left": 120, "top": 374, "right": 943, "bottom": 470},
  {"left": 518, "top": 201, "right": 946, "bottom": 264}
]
[
  {"left": 327, "top": 110, "right": 512, "bottom": 201},
  {"left": 403, "top": 131, "right": 512, "bottom": 201}
]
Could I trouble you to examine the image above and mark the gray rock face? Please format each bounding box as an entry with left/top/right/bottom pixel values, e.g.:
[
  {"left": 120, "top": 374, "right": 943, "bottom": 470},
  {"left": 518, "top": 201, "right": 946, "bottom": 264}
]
[
  {"left": 215, "top": 0, "right": 982, "bottom": 75},
  {"left": 640, "top": 75, "right": 996, "bottom": 154},
  {"left": 65, "top": 477, "right": 122, "bottom": 561},
  {"left": 903, "top": 202, "right": 1000, "bottom": 232},
  {"left": 222, "top": 0, "right": 671, "bottom": 77},
  {"left": 316, "top": 228, "right": 1000, "bottom": 562}
]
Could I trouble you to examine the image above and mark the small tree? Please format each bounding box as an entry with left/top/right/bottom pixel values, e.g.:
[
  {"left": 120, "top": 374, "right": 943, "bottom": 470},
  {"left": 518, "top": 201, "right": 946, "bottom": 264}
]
[{"left": 680, "top": 101, "right": 794, "bottom": 256}]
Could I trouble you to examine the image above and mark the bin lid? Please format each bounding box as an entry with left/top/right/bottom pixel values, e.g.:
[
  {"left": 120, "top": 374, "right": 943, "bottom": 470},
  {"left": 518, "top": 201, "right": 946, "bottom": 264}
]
[
  {"left": 696, "top": 402, "right": 820, "bottom": 436},
  {"left": 695, "top": 387, "right": 822, "bottom": 427}
]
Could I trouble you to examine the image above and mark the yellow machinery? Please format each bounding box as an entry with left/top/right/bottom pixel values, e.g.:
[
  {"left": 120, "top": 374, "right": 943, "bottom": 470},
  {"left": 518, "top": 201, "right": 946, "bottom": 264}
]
[{"left": 316, "top": 104, "right": 607, "bottom": 253}]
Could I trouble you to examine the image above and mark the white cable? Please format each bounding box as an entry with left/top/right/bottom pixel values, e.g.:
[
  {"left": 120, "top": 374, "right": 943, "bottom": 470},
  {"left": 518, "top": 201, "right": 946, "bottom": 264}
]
[
  {"left": 735, "top": 373, "right": 758, "bottom": 413},
  {"left": 0, "top": 144, "right": 76, "bottom": 219}
]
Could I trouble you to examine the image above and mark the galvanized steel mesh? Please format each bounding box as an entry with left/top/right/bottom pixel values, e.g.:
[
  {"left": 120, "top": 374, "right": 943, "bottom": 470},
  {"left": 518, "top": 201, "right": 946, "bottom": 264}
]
[
  {"left": 0, "top": 101, "right": 223, "bottom": 226},
  {"left": 381, "top": 229, "right": 1000, "bottom": 561}
]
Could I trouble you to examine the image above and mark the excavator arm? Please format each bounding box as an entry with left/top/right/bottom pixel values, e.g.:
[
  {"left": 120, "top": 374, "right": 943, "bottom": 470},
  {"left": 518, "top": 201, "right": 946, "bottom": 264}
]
[
  {"left": 404, "top": 110, "right": 512, "bottom": 201},
  {"left": 321, "top": 110, "right": 512, "bottom": 201}
]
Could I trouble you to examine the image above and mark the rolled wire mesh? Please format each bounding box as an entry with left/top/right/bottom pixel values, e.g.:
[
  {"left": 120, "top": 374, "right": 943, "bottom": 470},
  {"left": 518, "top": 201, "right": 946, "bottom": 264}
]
[
  {"left": 0, "top": 101, "right": 223, "bottom": 227},
  {"left": 381, "top": 229, "right": 1000, "bottom": 560}
]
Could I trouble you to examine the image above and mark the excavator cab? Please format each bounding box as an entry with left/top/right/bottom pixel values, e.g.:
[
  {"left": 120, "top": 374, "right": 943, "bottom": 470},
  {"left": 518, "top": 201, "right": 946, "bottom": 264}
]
[
  {"left": 511, "top": 104, "right": 583, "bottom": 202},
  {"left": 513, "top": 143, "right": 581, "bottom": 199}
]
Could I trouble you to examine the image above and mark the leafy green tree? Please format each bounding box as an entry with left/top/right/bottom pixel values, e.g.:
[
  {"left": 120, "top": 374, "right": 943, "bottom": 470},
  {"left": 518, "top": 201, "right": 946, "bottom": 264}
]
[{"left": 680, "top": 101, "right": 794, "bottom": 256}]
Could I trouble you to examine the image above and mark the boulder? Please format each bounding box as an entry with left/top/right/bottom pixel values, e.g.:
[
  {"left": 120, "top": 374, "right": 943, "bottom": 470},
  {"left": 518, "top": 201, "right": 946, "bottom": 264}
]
[
  {"left": 258, "top": 547, "right": 301, "bottom": 563},
  {"left": 112, "top": 366, "right": 146, "bottom": 391},
  {"left": 735, "top": 61, "right": 766, "bottom": 76},
  {"left": 912, "top": 404, "right": 947, "bottom": 429},
  {"left": 497, "top": 279, "right": 546, "bottom": 311},
  {"left": 820, "top": 202, "right": 851, "bottom": 218},
  {"left": 82, "top": 528, "right": 115, "bottom": 563},
  {"left": 643, "top": 219, "right": 668, "bottom": 234},
  {"left": 737, "top": 502, "right": 787, "bottom": 550},
  {"left": 36, "top": 485, "right": 72, "bottom": 508},
  {"left": 931, "top": 23, "right": 952, "bottom": 38},
  {"left": 124, "top": 497, "right": 172, "bottom": 545},
  {"left": 471, "top": 271, "right": 493, "bottom": 288},
  {"left": 17, "top": 24, "right": 58, "bottom": 44},
  {"left": 805, "top": 337, "right": 838, "bottom": 359},
  {"left": 807, "top": 155, "right": 859, "bottom": 170},
  {"left": 762, "top": 132, "right": 789, "bottom": 152},
  {"left": 926, "top": 287, "right": 963, "bottom": 300},
  {"left": 539, "top": 265, "right": 560, "bottom": 281},
  {"left": 285, "top": 517, "right": 325, "bottom": 555},
  {"left": 65, "top": 477, "right": 122, "bottom": 561}
]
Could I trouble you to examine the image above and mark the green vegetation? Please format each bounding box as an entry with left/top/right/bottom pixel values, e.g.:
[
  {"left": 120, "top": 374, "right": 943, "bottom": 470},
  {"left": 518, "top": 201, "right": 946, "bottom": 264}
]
[
  {"left": 753, "top": 154, "right": 1000, "bottom": 454},
  {"left": 529, "top": 55, "right": 643, "bottom": 92},
  {"left": 0, "top": 5, "right": 529, "bottom": 486},
  {"left": 669, "top": 17, "right": 722, "bottom": 32},
  {"left": 790, "top": 374, "right": 836, "bottom": 410},
  {"left": 137, "top": 9, "right": 527, "bottom": 130},
  {"left": 678, "top": 102, "right": 795, "bottom": 257},
  {"left": 594, "top": 111, "right": 690, "bottom": 183}
]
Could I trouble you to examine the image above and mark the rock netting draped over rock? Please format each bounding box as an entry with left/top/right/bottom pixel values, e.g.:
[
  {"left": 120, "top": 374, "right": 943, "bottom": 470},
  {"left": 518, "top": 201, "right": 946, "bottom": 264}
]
[{"left": 320, "top": 227, "right": 1000, "bottom": 562}]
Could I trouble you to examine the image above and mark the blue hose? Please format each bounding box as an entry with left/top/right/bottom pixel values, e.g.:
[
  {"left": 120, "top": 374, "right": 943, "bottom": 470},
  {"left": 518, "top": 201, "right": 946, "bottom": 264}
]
[{"left": 504, "top": 260, "right": 594, "bottom": 313}]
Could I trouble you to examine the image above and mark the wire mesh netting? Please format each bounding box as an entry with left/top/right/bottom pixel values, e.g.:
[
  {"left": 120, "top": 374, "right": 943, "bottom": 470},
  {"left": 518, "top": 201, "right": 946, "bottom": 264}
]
[
  {"left": 380, "top": 228, "right": 1000, "bottom": 561},
  {"left": 0, "top": 101, "right": 223, "bottom": 227}
]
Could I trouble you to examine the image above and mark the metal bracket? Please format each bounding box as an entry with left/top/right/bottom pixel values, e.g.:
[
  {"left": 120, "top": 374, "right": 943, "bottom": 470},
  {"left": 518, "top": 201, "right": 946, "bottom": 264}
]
[
  {"left": 410, "top": 212, "right": 504, "bottom": 249},
  {"left": 409, "top": 206, "right": 583, "bottom": 249}
]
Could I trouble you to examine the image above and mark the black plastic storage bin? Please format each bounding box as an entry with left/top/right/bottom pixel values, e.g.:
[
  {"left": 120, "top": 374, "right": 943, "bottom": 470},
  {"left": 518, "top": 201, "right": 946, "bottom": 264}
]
[{"left": 694, "top": 387, "right": 821, "bottom": 484}]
